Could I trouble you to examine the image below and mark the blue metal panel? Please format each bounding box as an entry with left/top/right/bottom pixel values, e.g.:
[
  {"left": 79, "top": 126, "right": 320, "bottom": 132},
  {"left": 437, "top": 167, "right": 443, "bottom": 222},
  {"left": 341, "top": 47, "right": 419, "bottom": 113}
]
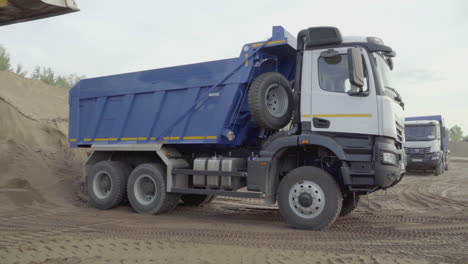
[
  {"left": 405, "top": 115, "right": 443, "bottom": 122},
  {"left": 69, "top": 26, "right": 298, "bottom": 147}
]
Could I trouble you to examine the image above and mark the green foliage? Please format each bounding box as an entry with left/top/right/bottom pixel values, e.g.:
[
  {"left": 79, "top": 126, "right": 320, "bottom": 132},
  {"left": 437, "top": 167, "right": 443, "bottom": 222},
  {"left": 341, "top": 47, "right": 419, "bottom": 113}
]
[
  {"left": 14, "top": 64, "right": 28, "bottom": 77},
  {"left": 31, "top": 66, "right": 84, "bottom": 89},
  {"left": 1, "top": 45, "right": 84, "bottom": 89},
  {"left": 0, "top": 45, "right": 12, "bottom": 72},
  {"left": 449, "top": 125, "right": 463, "bottom": 142}
]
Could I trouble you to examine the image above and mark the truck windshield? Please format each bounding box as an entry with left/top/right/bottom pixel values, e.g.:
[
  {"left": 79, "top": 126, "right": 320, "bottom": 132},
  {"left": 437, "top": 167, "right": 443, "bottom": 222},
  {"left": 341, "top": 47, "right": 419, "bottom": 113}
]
[
  {"left": 374, "top": 54, "right": 394, "bottom": 89},
  {"left": 374, "top": 54, "right": 404, "bottom": 107},
  {"left": 405, "top": 125, "right": 437, "bottom": 141}
]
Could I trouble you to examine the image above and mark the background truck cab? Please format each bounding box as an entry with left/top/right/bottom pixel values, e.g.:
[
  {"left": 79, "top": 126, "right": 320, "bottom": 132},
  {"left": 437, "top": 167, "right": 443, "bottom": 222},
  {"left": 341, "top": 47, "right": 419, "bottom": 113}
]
[{"left": 404, "top": 115, "right": 449, "bottom": 175}]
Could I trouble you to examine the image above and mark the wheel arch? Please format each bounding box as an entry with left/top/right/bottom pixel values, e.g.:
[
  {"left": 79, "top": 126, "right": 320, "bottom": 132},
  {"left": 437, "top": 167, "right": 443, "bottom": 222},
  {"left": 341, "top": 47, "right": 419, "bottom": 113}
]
[{"left": 262, "top": 133, "right": 347, "bottom": 204}]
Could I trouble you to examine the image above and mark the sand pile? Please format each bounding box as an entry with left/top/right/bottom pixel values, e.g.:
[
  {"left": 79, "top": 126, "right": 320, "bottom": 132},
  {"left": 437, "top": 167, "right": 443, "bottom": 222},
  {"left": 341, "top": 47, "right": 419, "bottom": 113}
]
[{"left": 0, "top": 71, "right": 86, "bottom": 209}]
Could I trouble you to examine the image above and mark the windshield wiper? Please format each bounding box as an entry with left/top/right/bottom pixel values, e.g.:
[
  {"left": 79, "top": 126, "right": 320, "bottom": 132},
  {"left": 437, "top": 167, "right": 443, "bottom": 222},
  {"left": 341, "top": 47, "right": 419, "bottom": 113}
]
[{"left": 385, "top": 86, "right": 404, "bottom": 108}]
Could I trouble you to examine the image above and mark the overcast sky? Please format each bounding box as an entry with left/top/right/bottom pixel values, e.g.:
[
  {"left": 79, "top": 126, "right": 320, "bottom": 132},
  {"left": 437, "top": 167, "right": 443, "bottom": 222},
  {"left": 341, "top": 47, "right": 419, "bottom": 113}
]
[{"left": 1, "top": 0, "right": 467, "bottom": 131}]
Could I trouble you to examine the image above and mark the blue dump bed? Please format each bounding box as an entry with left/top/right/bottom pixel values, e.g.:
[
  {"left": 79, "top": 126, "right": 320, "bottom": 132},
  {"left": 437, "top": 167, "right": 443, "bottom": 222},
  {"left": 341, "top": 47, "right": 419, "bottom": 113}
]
[
  {"left": 69, "top": 26, "right": 297, "bottom": 147},
  {"left": 405, "top": 115, "right": 443, "bottom": 123}
]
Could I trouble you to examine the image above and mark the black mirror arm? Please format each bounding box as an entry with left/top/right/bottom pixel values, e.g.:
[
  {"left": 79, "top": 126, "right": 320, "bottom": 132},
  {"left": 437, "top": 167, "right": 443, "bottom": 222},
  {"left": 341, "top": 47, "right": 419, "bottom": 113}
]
[{"left": 347, "top": 89, "right": 369, "bottom": 97}]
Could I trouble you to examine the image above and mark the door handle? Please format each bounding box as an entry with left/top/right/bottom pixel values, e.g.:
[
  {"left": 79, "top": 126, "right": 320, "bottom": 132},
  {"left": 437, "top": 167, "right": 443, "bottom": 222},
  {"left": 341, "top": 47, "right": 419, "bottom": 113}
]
[{"left": 313, "top": 118, "right": 330, "bottom": 128}]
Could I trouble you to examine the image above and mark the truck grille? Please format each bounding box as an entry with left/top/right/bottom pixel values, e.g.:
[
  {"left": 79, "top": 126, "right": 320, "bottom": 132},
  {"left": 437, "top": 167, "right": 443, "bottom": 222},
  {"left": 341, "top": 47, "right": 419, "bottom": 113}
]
[
  {"left": 404, "top": 147, "right": 430, "bottom": 155},
  {"left": 395, "top": 122, "right": 404, "bottom": 142}
]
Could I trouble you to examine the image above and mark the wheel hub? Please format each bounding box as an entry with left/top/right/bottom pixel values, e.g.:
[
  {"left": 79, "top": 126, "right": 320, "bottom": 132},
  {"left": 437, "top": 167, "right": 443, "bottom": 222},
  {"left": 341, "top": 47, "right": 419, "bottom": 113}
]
[
  {"left": 298, "top": 192, "right": 313, "bottom": 207},
  {"left": 134, "top": 175, "right": 157, "bottom": 205},
  {"left": 92, "top": 171, "right": 113, "bottom": 199},
  {"left": 289, "top": 180, "right": 325, "bottom": 219},
  {"left": 100, "top": 176, "right": 111, "bottom": 191},
  {"left": 142, "top": 179, "right": 155, "bottom": 194},
  {"left": 265, "top": 84, "right": 288, "bottom": 118}
]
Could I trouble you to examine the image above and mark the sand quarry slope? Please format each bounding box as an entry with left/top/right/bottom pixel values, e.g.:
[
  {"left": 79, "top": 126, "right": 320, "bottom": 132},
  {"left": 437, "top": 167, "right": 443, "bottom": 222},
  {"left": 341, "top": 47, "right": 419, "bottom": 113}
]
[{"left": 0, "top": 71, "right": 85, "bottom": 209}]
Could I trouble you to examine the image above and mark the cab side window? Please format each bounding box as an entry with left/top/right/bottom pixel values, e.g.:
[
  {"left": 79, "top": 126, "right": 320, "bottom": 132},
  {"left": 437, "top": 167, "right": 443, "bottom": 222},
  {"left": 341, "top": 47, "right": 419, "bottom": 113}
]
[{"left": 318, "top": 54, "right": 368, "bottom": 93}]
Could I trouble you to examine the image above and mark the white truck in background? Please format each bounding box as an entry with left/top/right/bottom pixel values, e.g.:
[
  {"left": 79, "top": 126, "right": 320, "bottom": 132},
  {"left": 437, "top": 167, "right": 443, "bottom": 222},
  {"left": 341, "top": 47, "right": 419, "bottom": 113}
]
[{"left": 404, "top": 115, "right": 449, "bottom": 175}]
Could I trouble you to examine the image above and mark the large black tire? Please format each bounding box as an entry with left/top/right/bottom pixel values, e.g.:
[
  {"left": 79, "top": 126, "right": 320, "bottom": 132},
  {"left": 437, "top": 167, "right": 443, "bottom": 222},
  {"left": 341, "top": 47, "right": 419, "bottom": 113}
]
[
  {"left": 87, "top": 160, "right": 129, "bottom": 210},
  {"left": 127, "top": 163, "right": 180, "bottom": 214},
  {"left": 248, "top": 72, "right": 293, "bottom": 130},
  {"left": 340, "top": 195, "right": 360, "bottom": 217},
  {"left": 118, "top": 161, "right": 133, "bottom": 206},
  {"left": 180, "top": 194, "right": 215, "bottom": 206},
  {"left": 278, "top": 166, "right": 342, "bottom": 230},
  {"left": 434, "top": 161, "right": 443, "bottom": 176},
  {"left": 444, "top": 156, "right": 449, "bottom": 171}
]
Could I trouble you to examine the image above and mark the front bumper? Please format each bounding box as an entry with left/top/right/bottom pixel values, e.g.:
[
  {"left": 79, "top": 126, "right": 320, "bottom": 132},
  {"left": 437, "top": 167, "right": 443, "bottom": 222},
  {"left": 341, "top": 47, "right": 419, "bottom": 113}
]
[
  {"left": 374, "top": 139, "right": 405, "bottom": 188},
  {"left": 406, "top": 153, "right": 440, "bottom": 169},
  {"left": 341, "top": 137, "right": 405, "bottom": 191}
]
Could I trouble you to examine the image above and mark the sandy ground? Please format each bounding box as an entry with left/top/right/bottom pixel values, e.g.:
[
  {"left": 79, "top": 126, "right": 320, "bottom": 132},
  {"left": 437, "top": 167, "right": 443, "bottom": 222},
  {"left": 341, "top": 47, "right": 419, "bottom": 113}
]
[
  {"left": 0, "top": 163, "right": 467, "bottom": 264},
  {"left": 1, "top": 72, "right": 467, "bottom": 264}
]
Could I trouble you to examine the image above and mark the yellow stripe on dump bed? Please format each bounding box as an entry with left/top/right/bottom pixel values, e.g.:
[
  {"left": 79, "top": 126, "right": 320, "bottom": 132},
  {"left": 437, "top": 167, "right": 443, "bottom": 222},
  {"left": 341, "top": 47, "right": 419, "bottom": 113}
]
[
  {"left": 69, "top": 139, "right": 77, "bottom": 142},
  {"left": 183, "top": 136, "right": 205, "bottom": 140},
  {"left": 163, "top": 137, "right": 180, "bottom": 140},
  {"left": 252, "top": 40, "right": 286, "bottom": 48},
  {"left": 120, "top": 137, "right": 147, "bottom": 141},
  {"left": 94, "top": 138, "right": 118, "bottom": 141},
  {"left": 84, "top": 138, "right": 92, "bottom": 142}
]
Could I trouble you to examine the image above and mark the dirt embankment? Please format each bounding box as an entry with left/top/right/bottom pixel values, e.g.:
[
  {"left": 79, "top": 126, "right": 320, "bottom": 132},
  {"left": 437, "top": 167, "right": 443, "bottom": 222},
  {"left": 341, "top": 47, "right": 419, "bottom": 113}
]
[
  {"left": 0, "top": 71, "right": 85, "bottom": 209},
  {"left": 449, "top": 141, "right": 468, "bottom": 158}
]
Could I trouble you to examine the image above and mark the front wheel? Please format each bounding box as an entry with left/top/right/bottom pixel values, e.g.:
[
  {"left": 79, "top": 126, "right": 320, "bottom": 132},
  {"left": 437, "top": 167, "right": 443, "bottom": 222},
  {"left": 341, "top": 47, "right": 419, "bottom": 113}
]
[
  {"left": 434, "top": 161, "right": 443, "bottom": 176},
  {"left": 278, "top": 166, "right": 342, "bottom": 230}
]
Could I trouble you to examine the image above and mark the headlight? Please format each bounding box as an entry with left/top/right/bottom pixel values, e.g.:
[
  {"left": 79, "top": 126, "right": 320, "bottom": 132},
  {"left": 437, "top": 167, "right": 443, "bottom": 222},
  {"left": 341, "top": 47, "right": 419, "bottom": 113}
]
[
  {"left": 430, "top": 154, "right": 440, "bottom": 160},
  {"left": 381, "top": 152, "right": 397, "bottom": 165}
]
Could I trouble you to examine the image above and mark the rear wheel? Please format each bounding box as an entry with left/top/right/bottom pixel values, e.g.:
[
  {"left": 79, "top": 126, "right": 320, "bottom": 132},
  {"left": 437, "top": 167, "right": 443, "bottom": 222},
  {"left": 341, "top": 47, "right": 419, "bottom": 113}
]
[
  {"left": 278, "top": 166, "right": 342, "bottom": 230},
  {"left": 87, "top": 160, "right": 129, "bottom": 210},
  {"left": 127, "top": 163, "right": 180, "bottom": 214}
]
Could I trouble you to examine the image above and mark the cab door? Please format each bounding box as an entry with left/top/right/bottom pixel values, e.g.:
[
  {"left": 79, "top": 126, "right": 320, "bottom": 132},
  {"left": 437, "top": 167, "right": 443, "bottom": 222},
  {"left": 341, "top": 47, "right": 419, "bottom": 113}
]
[{"left": 300, "top": 47, "right": 379, "bottom": 135}]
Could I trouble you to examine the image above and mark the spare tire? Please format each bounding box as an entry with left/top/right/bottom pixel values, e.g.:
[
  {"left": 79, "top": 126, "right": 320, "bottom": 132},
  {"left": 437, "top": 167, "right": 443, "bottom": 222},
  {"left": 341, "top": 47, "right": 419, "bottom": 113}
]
[{"left": 248, "top": 72, "right": 293, "bottom": 130}]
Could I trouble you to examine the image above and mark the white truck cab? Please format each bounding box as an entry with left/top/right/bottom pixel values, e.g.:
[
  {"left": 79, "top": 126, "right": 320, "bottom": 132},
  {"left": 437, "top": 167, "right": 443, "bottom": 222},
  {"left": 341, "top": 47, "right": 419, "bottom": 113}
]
[
  {"left": 404, "top": 118, "right": 448, "bottom": 175},
  {"left": 296, "top": 31, "right": 406, "bottom": 188}
]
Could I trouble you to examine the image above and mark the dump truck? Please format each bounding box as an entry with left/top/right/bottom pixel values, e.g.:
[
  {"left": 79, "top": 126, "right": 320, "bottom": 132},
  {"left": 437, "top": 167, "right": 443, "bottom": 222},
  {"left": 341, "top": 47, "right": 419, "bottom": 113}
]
[
  {"left": 404, "top": 115, "right": 449, "bottom": 175},
  {"left": 69, "top": 26, "right": 405, "bottom": 230}
]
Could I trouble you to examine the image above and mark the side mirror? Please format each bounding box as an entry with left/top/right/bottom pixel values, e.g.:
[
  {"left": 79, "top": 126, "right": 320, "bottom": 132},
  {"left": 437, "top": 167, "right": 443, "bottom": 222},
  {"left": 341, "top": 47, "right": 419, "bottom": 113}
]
[{"left": 347, "top": 48, "right": 365, "bottom": 88}]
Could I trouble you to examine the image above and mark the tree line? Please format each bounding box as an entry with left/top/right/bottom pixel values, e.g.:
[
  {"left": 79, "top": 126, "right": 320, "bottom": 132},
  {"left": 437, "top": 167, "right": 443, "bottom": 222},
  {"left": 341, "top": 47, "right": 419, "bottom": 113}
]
[
  {"left": 0, "top": 45, "right": 84, "bottom": 89},
  {"left": 449, "top": 125, "right": 467, "bottom": 142}
]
